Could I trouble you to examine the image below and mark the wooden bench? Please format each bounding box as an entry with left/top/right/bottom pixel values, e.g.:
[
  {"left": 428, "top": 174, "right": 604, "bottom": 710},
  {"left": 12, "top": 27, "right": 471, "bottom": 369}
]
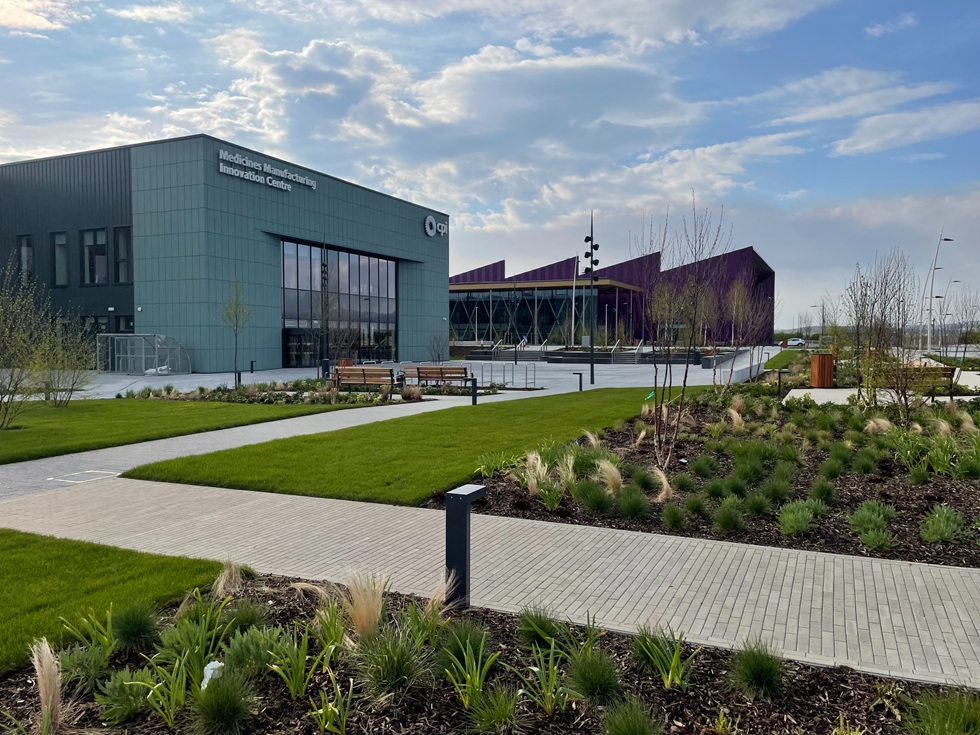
[
  {"left": 876, "top": 365, "right": 960, "bottom": 395},
  {"left": 332, "top": 366, "right": 396, "bottom": 392},
  {"left": 402, "top": 365, "right": 470, "bottom": 387}
]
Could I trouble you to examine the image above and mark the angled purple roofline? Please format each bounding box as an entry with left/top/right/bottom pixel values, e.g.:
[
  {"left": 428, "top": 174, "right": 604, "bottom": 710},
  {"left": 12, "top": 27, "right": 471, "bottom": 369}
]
[
  {"left": 506, "top": 256, "right": 580, "bottom": 282},
  {"left": 449, "top": 260, "right": 506, "bottom": 284}
]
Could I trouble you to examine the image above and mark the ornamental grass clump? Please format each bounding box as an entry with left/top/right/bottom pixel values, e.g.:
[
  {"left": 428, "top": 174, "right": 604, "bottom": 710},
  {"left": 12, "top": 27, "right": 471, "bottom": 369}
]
[
  {"left": 760, "top": 477, "right": 790, "bottom": 504},
  {"left": 652, "top": 467, "right": 672, "bottom": 503},
  {"left": 684, "top": 494, "right": 708, "bottom": 517},
  {"left": 713, "top": 497, "right": 746, "bottom": 535},
  {"left": 673, "top": 473, "right": 696, "bottom": 493},
  {"left": 820, "top": 458, "right": 845, "bottom": 480},
  {"left": 661, "top": 502, "right": 686, "bottom": 531},
  {"left": 191, "top": 671, "right": 257, "bottom": 735},
  {"left": 344, "top": 571, "right": 388, "bottom": 641},
  {"left": 467, "top": 685, "right": 520, "bottom": 734},
  {"left": 594, "top": 459, "right": 624, "bottom": 496},
  {"left": 60, "top": 643, "right": 111, "bottom": 695},
  {"left": 724, "top": 475, "right": 748, "bottom": 498},
  {"left": 851, "top": 449, "right": 878, "bottom": 475},
  {"left": 353, "top": 623, "right": 434, "bottom": 703},
  {"left": 574, "top": 479, "right": 614, "bottom": 515},
  {"left": 808, "top": 478, "right": 835, "bottom": 505},
  {"left": 222, "top": 626, "right": 289, "bottom": 680},
  {"left": 634, "top": 627, "right": 700, "bottom": 691},
  {"left": 704, "top": 479, "right": 727, "bottom": 500},
  {"left": 30, "top": 638, "right": 62, "bottom": 735},
  {"left": 848, "top": 499, "right": 897, "bottom": 535},
  {"left": 567, "top": 648, "right": 621, "bottom": 704},
  {"left": 744, "top": 493, "right": 770, "bottom": 517},
  {"left": 727, "top": 639, "right": 785, "bottom": 701},
  {"left": 631, "top": 468, "right": 657, "bottom": 493},
  {"left": 690, "top": 455, "right": 717, "bottom": 478},
  {"left": 920, "top": 505, "right": 966, "bottom": 544},
  {"left": 96, "top": 668, "right": 156, "bottom": 725},
  {"left": 517, "top": 605, "right": 563, "bottom": 650},
  {"left": 113, "top": 600, "right": 161, "bottom": 652},
  {"left": 860, "top": 528, "right": 896, "bottom": 551},
  {"left": 222, "top": 600, "right": 269, "bottom": 635},
  {"left": 904, "top": 690, "right": 980, "bottom": 735},
  {"left": 603, "top": 696, "right": 664, "bottom": 735},
  {"left": 619, "top": 486, "right": 650, "bottom": 520},
  {"left": 778, "top": 502, "right": 815, "bottom": 536}
]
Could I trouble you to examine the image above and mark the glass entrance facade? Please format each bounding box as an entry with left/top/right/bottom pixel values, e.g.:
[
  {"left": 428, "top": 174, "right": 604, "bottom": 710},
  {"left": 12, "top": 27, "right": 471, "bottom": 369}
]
[{"left": 281, "top": 239, "right": 397, "bottom": 367}]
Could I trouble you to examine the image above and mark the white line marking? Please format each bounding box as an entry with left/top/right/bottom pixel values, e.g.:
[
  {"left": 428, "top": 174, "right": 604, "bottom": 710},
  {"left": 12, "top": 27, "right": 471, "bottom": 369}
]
[{"left": 47, "top": 471, "right": 120, "bottom": 484}]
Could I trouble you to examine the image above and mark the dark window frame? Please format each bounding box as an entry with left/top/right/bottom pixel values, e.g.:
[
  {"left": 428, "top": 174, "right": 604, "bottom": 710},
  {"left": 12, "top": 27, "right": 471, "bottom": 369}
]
[
  {"left": 80, "top": 227, "right": 109, "bottom": 286},
  {"left": 114, "top": 227, "right": 133, "bottom": 284},
  {"left": 51, "top": 231, "right": 69, "bottom": 287},
  {"left": 17, "top": 234, "right": 33, "bottom": 278}
]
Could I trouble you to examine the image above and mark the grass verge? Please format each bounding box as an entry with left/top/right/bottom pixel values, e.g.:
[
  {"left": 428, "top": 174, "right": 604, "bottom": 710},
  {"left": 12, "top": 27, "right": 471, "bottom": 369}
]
[
  {"left": 764, "top": 350, "right": 805, "bottom": 371},
  {"left": 0, "top": 529, "right": 220, "bottom": 672},
  {"left": 125, "top": 388, "right": 698, "bottom": 505},
  {"left": 0, "top": 400, "right": 364, "bottom": 465}
]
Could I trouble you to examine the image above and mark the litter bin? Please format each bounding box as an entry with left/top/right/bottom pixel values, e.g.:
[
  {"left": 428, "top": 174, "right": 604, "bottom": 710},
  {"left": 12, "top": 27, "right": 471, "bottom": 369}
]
[{"left": 811, "top": 353, "right": 834, "bottom": 388}]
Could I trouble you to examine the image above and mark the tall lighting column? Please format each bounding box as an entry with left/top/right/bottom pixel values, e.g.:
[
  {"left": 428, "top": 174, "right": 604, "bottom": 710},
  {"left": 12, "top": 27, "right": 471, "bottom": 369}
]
[{"left": 584, "top": 211, "right": 599, "bottom": 385}]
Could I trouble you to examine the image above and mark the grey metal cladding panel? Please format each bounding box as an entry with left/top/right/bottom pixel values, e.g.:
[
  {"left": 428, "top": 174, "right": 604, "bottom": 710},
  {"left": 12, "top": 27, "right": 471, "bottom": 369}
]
[{"left": 0, "top": 148, "right": 134, "bottom": 315}]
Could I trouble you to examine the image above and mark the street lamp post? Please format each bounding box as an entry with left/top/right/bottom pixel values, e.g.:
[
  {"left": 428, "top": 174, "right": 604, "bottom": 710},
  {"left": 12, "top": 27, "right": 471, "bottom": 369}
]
[
  {"left": 921, "top": 230, "right": 954, "bottom": 352},
  {"left": 810, "top": 303, "right": 825, "bottom": 348},
  {"left": 584, "top": 211, "right": 599, "bottom": 385}
]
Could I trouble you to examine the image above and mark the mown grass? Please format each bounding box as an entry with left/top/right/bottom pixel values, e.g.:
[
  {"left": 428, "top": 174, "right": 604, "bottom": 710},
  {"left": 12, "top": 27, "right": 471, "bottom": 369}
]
[
  {"left": 126, "top": 388, "right": 697, "bottom": 506},
  {"left": 0, "top": 529, "right": 220, "bottom": 672},
  {"left": 764, "top": 350, "right": 804, "bottom": 371},
  {"left": 0, "top": 400, "right": 361, "bottom": 465}
]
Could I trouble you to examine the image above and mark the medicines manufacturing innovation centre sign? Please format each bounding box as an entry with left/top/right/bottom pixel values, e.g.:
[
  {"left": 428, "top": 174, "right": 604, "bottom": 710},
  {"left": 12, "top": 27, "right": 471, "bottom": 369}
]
[{"left": 217, "top": 149, "right": 318, "bottom": 192}]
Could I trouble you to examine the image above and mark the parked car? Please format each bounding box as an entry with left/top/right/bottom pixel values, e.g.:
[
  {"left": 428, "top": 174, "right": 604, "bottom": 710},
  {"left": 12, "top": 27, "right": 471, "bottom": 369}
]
[{"left": 786, "top": 337, "right": 806, "bottom": 347}]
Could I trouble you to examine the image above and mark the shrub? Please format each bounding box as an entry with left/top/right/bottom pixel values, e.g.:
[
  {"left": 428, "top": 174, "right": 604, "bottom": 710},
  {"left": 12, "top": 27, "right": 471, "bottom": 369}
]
[
  {"left": 634, "top": 627, "right": 699, "bottom": 691},
  {"left": 744, "top": 493, "right": 770, "bottom": 516},
  {"left": 724, "top": 475, "right": 748, "bottom": 498},
  {"left": 778, "top": 503, "right": 814, "bottom": 536},
  {"left": 809, "top": 478, "right": 836, "bottom": 505},
  {"left": 60, "top": 643, "right": 111, "bottom": 695},
  {"left": 713, "top": 497, "right": 746, "bottom": 535},
  {"left": 921, "top": 505, "right": 966, "bottom": 544},
  {"left": 517, "top": 605, "right": 563, "bottom": 650},
  {"left": 353, "top": 624, "right": 434, "bottom": 702},
  {"left": 804, "top": 497, "right": 829, "bottom": 517},
  {"left": 619, "top": 486, "right": 650, "bottom": 520},
  {"left": 733, "top": 457, "right": 765, "bottom": 486},
  {"left": 760, "top": 477, "right": 790, "bottom": 504},
  {"left": 574, "top": 479, "right": 615, "bottom": 515},
  {"left": 603, "top": 696, "right": 664, "bottom": 735},
  {"left": 112, "top": 600, "right": 161, "bottom": 653},
  {"left": 848, "top": 499, "right": 897, "bottom": 536},
  {"left": 222, "top": 626, "right": 289, "bottom": 680},
  {"left": 95, "top": 667, "right": 155, "bottom": 724},
  {"left": 191, "top": 672, "right": 256, "bottom": 735},
  {"left": 467, "top": 685, "right": 519, "bottom": 733},
  {"left": 684, "top": 494, "right": 708, "bottom": 517},
  {"left": 690, "top": 455, "right": 717, "bottom": 478},
  {"left": 571, "top": 445, "right": 618, "bottom": 477},
  {"left": 704, "top": 479, "right": 727, "bottom": 500},
  {"left": 661, "top": 503, "right": 686, "bottom": 531},
  {"left": 776, "top": 443, "right": 800, "bottom": 464},
  {"left": 904, "top": 691, "right": 980, "bottom": 735},
  {"left": 819, "top": 458, "right": 845, "bottom": 480},
  {"left": 959, "top": 455, "right": 980, "bottom": 480},
  {"left": 632, "top": 469, "right": 657, "bottom": 493},
  {"left": 567, "top": 648, "right": 621, "bottom": 704},
  {"left": 727, "top": 639, "right": 785, "bottom": 701},
  {"left": 860, "top": 528, "right": 896, "bottom": 550},
  {"left": 673, "top": 473, "right": 696, "bottom": 493},
  {"left": 828, "top": 443, "right": 852, "bottom": 466},
  {"left": 772, "top": 459, "right": 796, "bottom": 480}
]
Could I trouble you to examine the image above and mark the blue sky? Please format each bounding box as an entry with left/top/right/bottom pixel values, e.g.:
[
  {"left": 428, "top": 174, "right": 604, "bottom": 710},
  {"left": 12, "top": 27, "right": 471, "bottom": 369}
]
[{"left": 2, "top": 0, "right": 978, "bottom": 327}]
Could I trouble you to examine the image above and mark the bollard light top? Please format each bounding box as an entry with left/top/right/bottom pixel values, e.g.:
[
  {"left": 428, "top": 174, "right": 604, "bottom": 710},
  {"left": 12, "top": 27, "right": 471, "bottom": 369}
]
[{"left": 447, "top": 484, "right": 486, "bottom": 501}]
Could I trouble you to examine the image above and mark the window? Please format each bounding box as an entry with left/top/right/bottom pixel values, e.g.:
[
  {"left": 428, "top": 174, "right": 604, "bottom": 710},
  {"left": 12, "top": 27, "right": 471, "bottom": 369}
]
[
  {"left": 81, "top": 228, "right": 108, "bottom": 285},
  {"left": 52, "top": 232, "right": 68, "bottom": 286},
  {"left": 115, "top": 315, "right": 134, "bottom": 333},
  {"left": 17, "top": 235, "right": 33, "bottom": 276},
  {"left": 114, "top": 227, "right": 132, "bottom": 284}
]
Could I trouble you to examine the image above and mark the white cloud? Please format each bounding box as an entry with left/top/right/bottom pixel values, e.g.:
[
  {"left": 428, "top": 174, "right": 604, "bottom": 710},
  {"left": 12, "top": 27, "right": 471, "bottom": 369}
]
[
  {"left": 751, "top": 66, "right": 955, "bottom": 126},
  {"left": 831, "top": 98, "right": 980, "bottom": 156},
  {"left": 107, "top": 3, "right": 198, "bottom": 23},
  {"left": 777, "top": 189, "right": 807, "bottom": 200},
  {"left": 893, "top": 152, "right": 945, "bottom": 162},
  {"left": 232, "top": 0, "right": 838, "bottom": 47},
  {"left": 865, "top": 12, "right": 917, "bottom": 38},
  {"left": 0, "top": 0, "right": 88, "bottom": 30}
]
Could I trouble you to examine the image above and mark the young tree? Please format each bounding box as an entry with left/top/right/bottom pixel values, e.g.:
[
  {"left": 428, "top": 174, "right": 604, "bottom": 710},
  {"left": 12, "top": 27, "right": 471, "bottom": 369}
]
[
  {"left": 644, "top": 193, "right": 731, "bottom": 470},
  {"left": 42, "top": 316, "right": 94, "bottom": 407},
  {"left": 427, "top": 330, "right": 449, "bottom": 362},
  {"left": 0, "top": 259, "right": 48, "bottom": 429},
  {"left": 220, "top": 276, "right": 254, "bottom": 387}
]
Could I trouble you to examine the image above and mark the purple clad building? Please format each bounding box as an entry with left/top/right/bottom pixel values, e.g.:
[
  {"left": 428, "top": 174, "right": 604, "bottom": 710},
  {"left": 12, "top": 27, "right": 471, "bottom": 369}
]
[{"left": 449, "top": 246, "right": 774, "bottom": 346}]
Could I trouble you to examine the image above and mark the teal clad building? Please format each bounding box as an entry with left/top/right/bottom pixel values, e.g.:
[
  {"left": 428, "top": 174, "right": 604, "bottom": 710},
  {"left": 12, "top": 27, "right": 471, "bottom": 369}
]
[{"left": 0, "top": 135, "right": 450, "bottom": 372}]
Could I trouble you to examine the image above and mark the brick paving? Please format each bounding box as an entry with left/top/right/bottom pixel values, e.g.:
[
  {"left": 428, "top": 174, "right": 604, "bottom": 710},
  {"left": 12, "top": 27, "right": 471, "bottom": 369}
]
[{"left": 2, "top": 477, "right": 978, "bottom": 688}]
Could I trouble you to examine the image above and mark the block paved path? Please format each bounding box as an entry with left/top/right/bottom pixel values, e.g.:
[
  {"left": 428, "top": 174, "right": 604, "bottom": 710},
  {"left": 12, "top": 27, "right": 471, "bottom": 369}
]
[{"left": 2, "top": 477, "right": 978, "bottom": 688}]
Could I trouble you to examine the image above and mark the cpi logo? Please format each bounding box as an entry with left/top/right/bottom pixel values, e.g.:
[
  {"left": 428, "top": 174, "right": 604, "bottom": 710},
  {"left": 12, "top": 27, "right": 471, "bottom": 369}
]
[{"left": 424, "top": 215, "right": 448, "bottom": 237}]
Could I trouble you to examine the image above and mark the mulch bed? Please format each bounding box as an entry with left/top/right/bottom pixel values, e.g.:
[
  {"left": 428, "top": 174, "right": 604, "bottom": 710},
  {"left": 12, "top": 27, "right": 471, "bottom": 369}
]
[
  {"left": 0, "top": 574, "right": 942, "bottom": 734},
  {"left": 427, "top": 413, "right": 980, "bottom": 569}
]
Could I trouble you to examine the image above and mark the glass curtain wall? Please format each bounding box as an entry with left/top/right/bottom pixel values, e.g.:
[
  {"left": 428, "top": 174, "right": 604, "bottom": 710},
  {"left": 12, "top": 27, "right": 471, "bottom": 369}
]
[
  {"left": 282, "top": 239, "right": 396, "bottom": 367},
  {"left": 449, "top": 287, "right": 595, "bottom": 347}
]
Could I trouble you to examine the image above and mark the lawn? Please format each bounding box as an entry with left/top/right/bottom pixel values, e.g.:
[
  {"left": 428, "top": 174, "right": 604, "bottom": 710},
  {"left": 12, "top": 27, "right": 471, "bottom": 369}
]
[
  {"left": 0, "top": 400, "right": 363, "bottom": 465},
  {"left": 0, "top": 529, "right": 220, "bottom": 672},
  {"left": 764, "top": 349, "right": 806, "bottom": 370},
  {"left": 125, "top": 388, "right": 695, "bottom": 505}
]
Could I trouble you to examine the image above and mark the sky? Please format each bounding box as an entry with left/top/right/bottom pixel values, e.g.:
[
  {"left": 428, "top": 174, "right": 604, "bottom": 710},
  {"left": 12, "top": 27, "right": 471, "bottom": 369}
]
[{"left": 2, "top": 0, "right": 979, "bottom": 328}]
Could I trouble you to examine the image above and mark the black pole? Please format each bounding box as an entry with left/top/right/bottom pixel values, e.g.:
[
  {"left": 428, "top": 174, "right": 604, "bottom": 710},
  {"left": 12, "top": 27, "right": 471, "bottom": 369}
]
[
  {"left": 445, "top": 484, "right": 486, "bottom": 609},
  {"left": 470, "top": 377, "right": 478, "bottom": 405}
]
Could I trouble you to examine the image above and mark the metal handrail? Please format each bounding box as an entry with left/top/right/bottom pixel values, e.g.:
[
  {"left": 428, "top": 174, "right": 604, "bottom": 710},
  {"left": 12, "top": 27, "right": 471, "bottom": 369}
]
[
  {"left": 490, "top": 339, "right": 503, "bottom": 361},
  {"left": 634, "top": 339, "right": 645, "bottom": 363},
  {"left": 540, "top": 340, "right": 548, "bottom": 353},
  {"left": 611, "top": 339, "right": 621, "bottom": 355}
]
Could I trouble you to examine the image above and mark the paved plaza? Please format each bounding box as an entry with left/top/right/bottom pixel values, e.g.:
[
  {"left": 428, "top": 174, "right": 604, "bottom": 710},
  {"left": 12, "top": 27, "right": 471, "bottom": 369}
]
[{"left": 1, "top": 477, "right": 977, "bottom": 688}]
